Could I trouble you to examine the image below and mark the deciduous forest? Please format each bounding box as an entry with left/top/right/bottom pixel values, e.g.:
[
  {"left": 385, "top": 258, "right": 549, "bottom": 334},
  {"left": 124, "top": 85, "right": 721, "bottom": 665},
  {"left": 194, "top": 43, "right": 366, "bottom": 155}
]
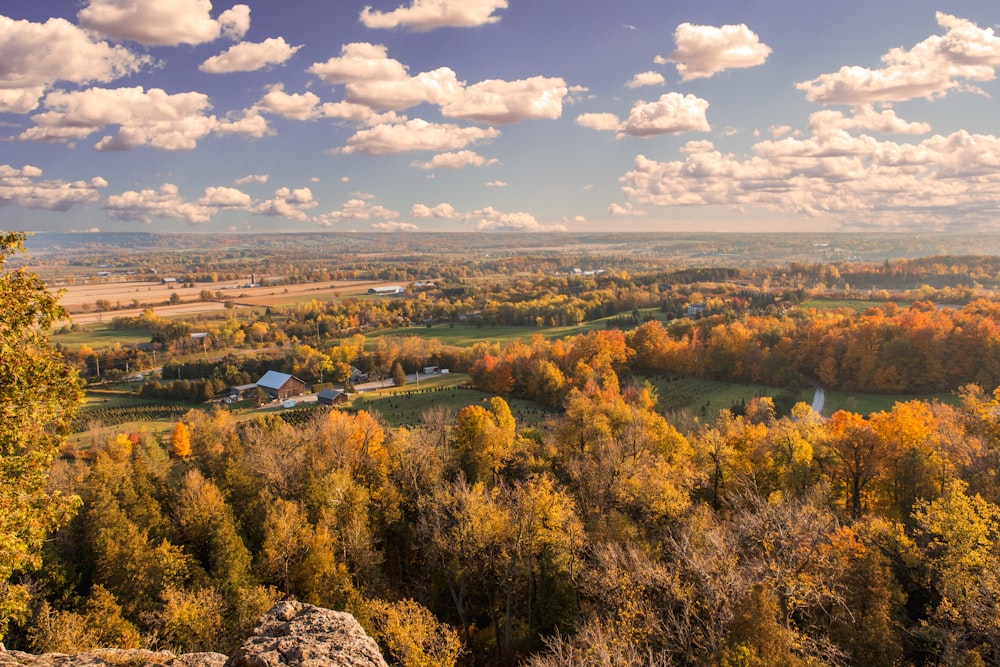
[{"left": 7, "top": 232, "right": 1000, "bottom": 666}]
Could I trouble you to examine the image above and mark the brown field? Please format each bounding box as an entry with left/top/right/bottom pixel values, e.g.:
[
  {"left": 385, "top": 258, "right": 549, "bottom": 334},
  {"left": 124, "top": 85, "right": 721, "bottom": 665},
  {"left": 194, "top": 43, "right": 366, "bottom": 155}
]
[{"left": 55, "top": 278, "right": 401, "bottom": 324}]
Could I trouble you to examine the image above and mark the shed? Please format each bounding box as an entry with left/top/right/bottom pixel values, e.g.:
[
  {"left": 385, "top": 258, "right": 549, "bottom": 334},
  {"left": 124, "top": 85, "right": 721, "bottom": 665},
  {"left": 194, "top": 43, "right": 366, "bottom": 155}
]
[
  {"left": 317, "top": 388, "right": 348, "bottom": 406},
  {"left": 256, "top": 371, "right": 307, "bottom": 401}
]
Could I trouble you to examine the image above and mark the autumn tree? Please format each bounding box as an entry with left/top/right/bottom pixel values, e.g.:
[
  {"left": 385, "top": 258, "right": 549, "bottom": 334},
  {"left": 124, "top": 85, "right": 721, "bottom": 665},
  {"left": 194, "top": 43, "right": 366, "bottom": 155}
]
[
  {"left": 171, "top": 420, "right": 192, "bottom": 459},
  {"left": 0, "top": 232, "right": 83, "bottom": 639}
]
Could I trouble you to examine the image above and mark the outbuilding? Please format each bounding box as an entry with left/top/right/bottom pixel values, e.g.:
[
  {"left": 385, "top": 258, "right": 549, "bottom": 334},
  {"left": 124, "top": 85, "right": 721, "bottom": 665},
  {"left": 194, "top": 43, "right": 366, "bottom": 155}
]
[
  {"left": 256, "top": 371, "right": 307, "bottom": 401},
  {"left": 317, "top": 388, "right": 349, "bottom": 406}
]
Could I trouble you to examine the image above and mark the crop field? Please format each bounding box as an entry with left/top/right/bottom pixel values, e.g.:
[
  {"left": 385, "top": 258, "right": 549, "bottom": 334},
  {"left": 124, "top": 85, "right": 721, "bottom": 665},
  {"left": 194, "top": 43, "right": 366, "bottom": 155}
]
[
  {"left": 377, "top": 315, "right": 654, "bottom": 348},
  {"left": 820, "top": 389, "right": 960, "bottom": 416},
  {"left": 798, "top": 297, "right": 911, "bottom": 312},
  {"left": 53, "top": 278, "right": 400, "bottom": 325},
  {"left": 643, "top": 374, "right": 815, "bottom": 425},
  {"left": 53, "top": 324, "right": 152, "bottom": 349},
  {"left": 352, "top": 378, "right": 555, "bottom": 429}
]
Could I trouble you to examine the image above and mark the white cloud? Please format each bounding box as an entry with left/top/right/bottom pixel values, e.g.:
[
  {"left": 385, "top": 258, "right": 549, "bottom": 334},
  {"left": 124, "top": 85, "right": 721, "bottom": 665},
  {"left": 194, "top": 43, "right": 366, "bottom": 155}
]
[
  {"left": 474, "top": 207, "right": 566, "bottom": 232},
  {"left": 198, "top": 186, "right": 252, "bottom": 209},
  {"left": 485, "top": 180, "right": 507, "bottom": 187},
  {"left": 618, "top": 128, "right": 1000, "bottom": 228},
  {"left": 256, "top": 186, "right": 317, "bottom": 222},
  {"left": 669, "top": 22, "right": 772, "bottom": 81},
  {"left": 308, "top": 43, "right": 409, "bottom": 85},
  {"left": 797, "top": 13, "right": 1000, "bottom": 104},
  {"left": 78, "top": 0, "right": 250, "bottom": 46},
  {"left": 608, "top": 202, "right": 647, "bottom": 217},
  {"left": 347, "top": 67, "right": 462, "bottom": 111},
  {"left": 200, "top": 37, "right": 301, "bottom": 74},
  {"left": 18, "top": 86, "right": 267, "bottom": 149},
  {"left": 104, "top": 183, "right": 215, "bottom": 224},
  {"left": 627, "top": 71, "right": 666, "bottom": 89},
  {"left": 0, "top": 164, "right": 107, "bottom": 212},
  {"left": 371, "top": 221, "right": 419, "bottom": 231},
  {"left": 411, "top": 150, "right": 498, "bottom": 170},
  {"left": 339, "top": 118, "right": 499, "bottom": 155},
  {"left": 808, "top": 105, "right": 931, "bottom": 135},
  {"left": 411, "top": 202, "right": 460, "bottom": 218},
  {"left": 315, "top": 197, "right": 399, "bottom": 226},
  {"left": 254, "top": 85, "right": 323, "bottom": 120},
  {"left": 442, "top": 76, "right": 569, "bottom": 124},
  {"left": 308, "top": 43, "right": 461, "bottom": 111},
  {"left": 576, "top": 112, "right": 621, "bottom": 132},
  {"left": 360, "top": 0, "right": 507, "bottom": 32},
  {"left": 235, "top": 174, "right": 269, "bottom": 185},
  {"left": 618, "top": 93, "right": 710, "bottom": 137},
  {"left": 0, "top": 16, "right": 150, "bottom": 114}
]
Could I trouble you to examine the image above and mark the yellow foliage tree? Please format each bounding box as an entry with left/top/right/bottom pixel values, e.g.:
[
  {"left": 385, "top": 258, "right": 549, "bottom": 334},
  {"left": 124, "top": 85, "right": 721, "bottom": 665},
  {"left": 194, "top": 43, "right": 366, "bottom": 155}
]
[{"left": 171, "top": 420, "right": 192, "bottom": 459}]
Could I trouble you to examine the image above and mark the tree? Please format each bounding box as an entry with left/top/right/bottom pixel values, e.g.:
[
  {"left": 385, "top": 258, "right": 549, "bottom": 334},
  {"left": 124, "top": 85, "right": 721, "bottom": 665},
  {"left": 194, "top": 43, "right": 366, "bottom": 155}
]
[
  {"left": 0, "top": 232, "right": 83, "bottom": 639},
  {"left": 171, "top": 420, "right": 192, "bottom": 459},
  {"left": 392, "top": 361, "right": 407, "bottom": 387}
]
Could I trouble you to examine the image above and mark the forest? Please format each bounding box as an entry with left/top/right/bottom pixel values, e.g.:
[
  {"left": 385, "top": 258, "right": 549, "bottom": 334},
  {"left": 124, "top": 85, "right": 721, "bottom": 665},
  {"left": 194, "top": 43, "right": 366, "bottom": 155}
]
[{"left": 6, "top": 231, "right": 1000, "bottom": 666}]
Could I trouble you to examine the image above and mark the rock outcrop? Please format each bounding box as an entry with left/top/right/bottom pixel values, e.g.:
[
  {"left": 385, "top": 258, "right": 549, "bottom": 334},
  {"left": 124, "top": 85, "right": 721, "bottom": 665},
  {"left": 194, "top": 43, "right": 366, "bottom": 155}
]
[
  {"left": 1, "top": 602, "right": 386, "bottom": 667},
  {"left": 226, "top": 601, "right": 387, "bottom": 667}
]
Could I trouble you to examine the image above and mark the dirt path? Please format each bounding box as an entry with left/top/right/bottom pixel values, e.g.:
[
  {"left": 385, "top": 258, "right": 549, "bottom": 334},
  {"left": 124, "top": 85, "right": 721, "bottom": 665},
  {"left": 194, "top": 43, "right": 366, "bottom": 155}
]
[{"left": 811, "top": 386, "right": 826, "bottom": 415}]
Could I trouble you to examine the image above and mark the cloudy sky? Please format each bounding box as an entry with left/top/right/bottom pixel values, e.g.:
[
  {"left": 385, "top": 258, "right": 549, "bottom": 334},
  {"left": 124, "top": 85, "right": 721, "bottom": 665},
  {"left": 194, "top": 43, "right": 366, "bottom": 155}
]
[{"left": 1, "top": 0, "right": 998, "bottom": 234}]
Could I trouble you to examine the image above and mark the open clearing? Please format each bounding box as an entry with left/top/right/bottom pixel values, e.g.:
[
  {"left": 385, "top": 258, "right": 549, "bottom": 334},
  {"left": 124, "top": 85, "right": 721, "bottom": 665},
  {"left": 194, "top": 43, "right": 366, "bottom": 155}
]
[{"left": 55, "top": 278, "right": 400, "bottom": 325}]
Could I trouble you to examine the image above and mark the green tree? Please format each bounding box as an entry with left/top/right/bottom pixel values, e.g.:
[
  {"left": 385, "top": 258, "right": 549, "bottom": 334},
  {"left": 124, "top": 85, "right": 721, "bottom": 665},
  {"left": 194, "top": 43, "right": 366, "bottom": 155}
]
[
  {"left": 392, "top": 361, "right": 407, "bottom": 387},
  {"left": 0, "top": 232, "right": 83, "bottom": 639}
]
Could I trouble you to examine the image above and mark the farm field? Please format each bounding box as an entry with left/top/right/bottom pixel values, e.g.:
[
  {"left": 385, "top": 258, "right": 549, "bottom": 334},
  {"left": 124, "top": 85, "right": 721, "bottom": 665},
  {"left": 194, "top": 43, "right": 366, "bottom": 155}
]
[
  {"left": 821, "top": 388, "right": 960, "bottom": 416},
  {"left": 53, "top": 278, "right": 400, "bottom": 324},
  {"left": 798, "top": 297, "right": 911, "bottom": 312},
  {"left": 350, "top": 373, "right": 554, "bottom": 428},
  {"left": 53, "top": 324, "right": 152, "bottom": 349},
  {"left": 643, "top": 374, "right": 815, "bottom": 424}
]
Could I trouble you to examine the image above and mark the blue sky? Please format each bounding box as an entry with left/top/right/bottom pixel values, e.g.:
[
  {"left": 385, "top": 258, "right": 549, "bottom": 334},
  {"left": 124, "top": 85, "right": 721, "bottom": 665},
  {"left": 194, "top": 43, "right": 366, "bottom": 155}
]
[{"left": 1, "top": 0, "right": 998, "bottom": 234}]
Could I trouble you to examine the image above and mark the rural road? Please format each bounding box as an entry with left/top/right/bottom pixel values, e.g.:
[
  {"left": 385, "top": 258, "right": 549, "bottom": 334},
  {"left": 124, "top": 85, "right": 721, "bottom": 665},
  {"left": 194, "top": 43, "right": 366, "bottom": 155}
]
[{"left": 811, "top": 387, "right": 826, "bottom": 415}]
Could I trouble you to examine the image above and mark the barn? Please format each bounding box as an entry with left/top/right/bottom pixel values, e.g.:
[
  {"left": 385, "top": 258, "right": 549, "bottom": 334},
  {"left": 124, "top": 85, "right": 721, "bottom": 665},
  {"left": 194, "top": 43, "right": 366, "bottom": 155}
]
[
  {"left": 255, "top": 371, "right": 307, "bottom": 401},
  {"left": 317, "top": 388, "right": 349, "bottom": 406}
]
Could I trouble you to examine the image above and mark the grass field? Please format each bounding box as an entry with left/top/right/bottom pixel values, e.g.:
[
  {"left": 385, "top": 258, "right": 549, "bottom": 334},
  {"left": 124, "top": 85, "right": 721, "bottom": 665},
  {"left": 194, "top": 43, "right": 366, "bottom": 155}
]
[
  {"left": 821, "top": 389, "right": 959, "bottom": 416},
  {"left": 642, "top": 374, "right": 814, "bottom": 425},
  {"left": 798, "top": 297, "right": 911, "bottom": 312},
  {"left": 54, "top": 324, "right": 152, "bottom": 349},
  {"left": 349, "top": 373, "right": 555, "bottom": 428}
]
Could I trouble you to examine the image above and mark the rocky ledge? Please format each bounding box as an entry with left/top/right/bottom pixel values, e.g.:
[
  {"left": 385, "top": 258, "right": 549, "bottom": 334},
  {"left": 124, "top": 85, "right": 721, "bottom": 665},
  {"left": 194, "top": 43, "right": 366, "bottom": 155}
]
[{"left": 0, "top": 602, "right": 387, "bottom": 667}]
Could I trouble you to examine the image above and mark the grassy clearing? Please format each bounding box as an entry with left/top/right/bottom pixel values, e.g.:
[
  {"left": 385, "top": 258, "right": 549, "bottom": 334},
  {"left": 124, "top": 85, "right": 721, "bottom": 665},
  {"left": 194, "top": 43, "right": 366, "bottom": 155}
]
[
  {"left": 798, "top": 298, "right": 911, "bottom": 313},
  {"left": 821, "top": 389, "right": 959, "bottom": 416},
  {"left": 641, "top": 374, "right": 814, "bottom": 425},
  {"left": 350, "top": 373, "right": 554, "bottom": 428},
  {"left": 375, "top": 315, "right": 654, "bottom": 348},
  {"left": 54, "top": 324, "right": 151, "bottom": 349}
]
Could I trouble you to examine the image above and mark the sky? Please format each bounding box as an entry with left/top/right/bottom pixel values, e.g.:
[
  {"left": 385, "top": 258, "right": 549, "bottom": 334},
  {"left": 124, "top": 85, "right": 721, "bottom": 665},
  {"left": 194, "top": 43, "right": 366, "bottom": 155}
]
[{"left": 1, "top": 0, "right": 999, "bottom": 235}]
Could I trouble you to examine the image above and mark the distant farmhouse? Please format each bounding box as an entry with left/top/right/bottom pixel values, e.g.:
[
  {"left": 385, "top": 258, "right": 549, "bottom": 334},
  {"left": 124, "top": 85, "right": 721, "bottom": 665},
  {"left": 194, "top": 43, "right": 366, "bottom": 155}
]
[
  {"left": 317, "top": 388, "right": 348, "bottom": 406},
  {"left": 230, "top": 383, "right": 259, "bottom": 401},
  {"left": 255, "top": 371, "right": 307, "bottom": 401},
  {"left": 368, "top": 286, "right": 404, "bottom": 295}
]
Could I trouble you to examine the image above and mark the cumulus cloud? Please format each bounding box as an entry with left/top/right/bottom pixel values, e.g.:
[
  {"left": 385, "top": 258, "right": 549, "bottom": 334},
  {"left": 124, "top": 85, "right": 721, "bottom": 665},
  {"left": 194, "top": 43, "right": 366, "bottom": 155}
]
[
  {"left": 474, "top": 206, "right": 566, "bottom": 232},
  {"left": 608, "top": 202, "right": 647, "bottom": 216},
  {"left": 309, "top": 43, "right": 569, "bottom": 123},
  {"left": 78, "top": 0, "right": 250, "bottom": 46},
  {"left": 360, "top": 0, "right": 507, "bottom": 32},
  {"left": 315, "top": 197, "right": 399, "bottom": 226},
  {"left": 104, "top": 183, "right": 216, "bottom": 224},
  {"left": 668, "top": 22, "right": 772, "bottom": 81},
  {"left": 18, "top": 86, "right": 267, "bottom": 149},
  {"left": 627, "top": 71, "right": 666, "bottom": 89},
  {"left": 339, "top": 118, "right": 499, "bottom": 155},
  {"left": 198, "top": 186, "right": 252, "bottom": 209},
  {"left": 619, "top": 93, "right": 710, "bottom": 137},
  {"left": 411, "top": 150, "right": 498, "bottom": 170},
  {"left": 797, "top": 13, "right": 1000, "bottom": 104},
  {"left": 371, "top": 221, "right": 419, "bottom": 231},
  {"left": 808, "top": 105, "right": 931, "bottom": 135},
  {"left": 575, "top": 112, "right": 621, "bottom": 132},
  {"left": 200, "top": 37, "right": 301, "bottom": 73},
  {"left": 256, "top": 186, "right": 318, "bottom": 222},
  {"left": 411, "top": 202, "right": 461, "bottom": 218},
  {"left": 0, "top": 16, "right": 150, "bottom": 114},
  {"left": 441, "top": 76, "right": 569, "bottom": 124},
  {"left": 618, "top": 128, "right": 1000, "bottom": 228},
  {"left": 254, "top": 85, "right": 324, "bottom": 120},
  {"left": 0, "top": 164, "right": 107, "bottom": 212},
  {"left": 235, "top": 174, "right": 269, "bottom": 185}
]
